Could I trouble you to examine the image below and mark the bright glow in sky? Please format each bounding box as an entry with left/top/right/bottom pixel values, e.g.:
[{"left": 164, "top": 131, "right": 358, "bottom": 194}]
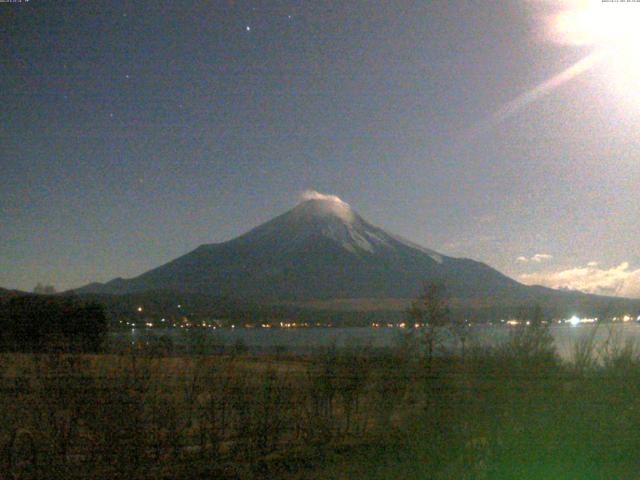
[
  {"left": 547, "top": 0, "right": 640, "bottom": 104},
  {"left": 549, "top": 0, "right": 640, "bottom": 47}
]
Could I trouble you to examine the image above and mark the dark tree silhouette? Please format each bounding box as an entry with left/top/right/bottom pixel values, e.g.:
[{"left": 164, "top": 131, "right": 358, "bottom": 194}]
[
  {"left": 0, "top": 296, "right": 108, "bottom": 352},
  {"left": 407, "top": 282, "right": 450, "bottom": 368}
]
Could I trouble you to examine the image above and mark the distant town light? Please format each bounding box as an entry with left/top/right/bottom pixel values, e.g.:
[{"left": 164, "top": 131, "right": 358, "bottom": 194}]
[
  {"left": 137, "top": 306, "right": 143, "bottom": 312},
  {"left": 569, "top": 315, "right": 580, "bottom": 327}
]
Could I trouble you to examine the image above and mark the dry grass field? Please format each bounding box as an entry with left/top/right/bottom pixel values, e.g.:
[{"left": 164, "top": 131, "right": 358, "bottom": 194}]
[{"left": 2, "top": 325, "right": 640, "bottom": 479}]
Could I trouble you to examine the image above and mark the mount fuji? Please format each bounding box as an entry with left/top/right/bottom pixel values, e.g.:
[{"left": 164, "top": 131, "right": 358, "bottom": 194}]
[{"left": 74, "top": 193, "right": 639, "bottom": 314}]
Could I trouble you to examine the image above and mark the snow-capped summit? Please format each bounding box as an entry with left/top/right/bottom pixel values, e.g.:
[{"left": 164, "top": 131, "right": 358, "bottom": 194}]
[
  {"left": 236, "top": 192, "right": 427, "bottom": 257},
  {"left": 266, "top": 195, "right": 377, "bottom": 254},
  {"left": 291, "top": 196, "right": 356, "bottom": 224}
]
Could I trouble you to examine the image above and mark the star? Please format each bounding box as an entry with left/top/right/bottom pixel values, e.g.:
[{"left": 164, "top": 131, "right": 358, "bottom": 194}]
[
  {"left": 246, "top": 25, "right": 251, "bottom": 32},
  {"left": 125, "top": 74, "right": 130, "bottom": 79}
]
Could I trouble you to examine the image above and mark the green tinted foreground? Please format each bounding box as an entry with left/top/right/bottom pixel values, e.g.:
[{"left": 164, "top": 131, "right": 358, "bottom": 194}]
[{"left": 1, "top": 331, "right": 640, "bottom": 480}]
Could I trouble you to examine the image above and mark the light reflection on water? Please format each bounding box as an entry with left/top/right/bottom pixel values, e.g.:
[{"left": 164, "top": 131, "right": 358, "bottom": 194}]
[{"left": 115, "top": 323, "right": 640, "bottom": 359}]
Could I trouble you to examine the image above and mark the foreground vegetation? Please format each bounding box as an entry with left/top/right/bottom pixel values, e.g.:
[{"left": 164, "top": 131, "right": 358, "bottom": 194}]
[{"left": 2, "top": 317, "right": 640, "bottom": 479}]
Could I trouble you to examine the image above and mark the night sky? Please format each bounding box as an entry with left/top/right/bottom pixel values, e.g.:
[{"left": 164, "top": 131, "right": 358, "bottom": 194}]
[{"left": 2, "top": 1, "right": 640, "bottom": 296}]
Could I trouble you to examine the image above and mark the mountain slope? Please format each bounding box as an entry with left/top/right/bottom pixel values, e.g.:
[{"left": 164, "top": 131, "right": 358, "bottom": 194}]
[{"left": 73, "top": 196, "right": 636, "bottom": 311}]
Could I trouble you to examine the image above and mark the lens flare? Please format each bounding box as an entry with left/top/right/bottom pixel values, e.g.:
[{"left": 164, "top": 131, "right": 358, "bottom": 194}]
[
  {"left": 469, "top": 1, "right": 640, "bottom": 137},
  {"left": 469, "top": 50, "right": 605, "bottom": 138}
]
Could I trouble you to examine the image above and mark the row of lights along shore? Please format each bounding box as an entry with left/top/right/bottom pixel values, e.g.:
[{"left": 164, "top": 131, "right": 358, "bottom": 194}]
[{"left": 127, "top": 306, "right": 640, "bottom": 330}]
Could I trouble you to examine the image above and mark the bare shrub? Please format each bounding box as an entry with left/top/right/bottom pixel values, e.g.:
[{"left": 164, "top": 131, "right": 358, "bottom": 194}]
[
  {"left": 571, "top": 326, "right": 599, "bottom": 375},
  {"left": 407, "top": 282, "right": 450, "bottom": 369},
  {"left": 368, "top": 353, "right": 412, "bottom": 434},
  {"left": 334, "top": 351, "right": 369, "bottom": 436},
  {"left": 498, "top": 306, "right": 558, "bottom": 373}
]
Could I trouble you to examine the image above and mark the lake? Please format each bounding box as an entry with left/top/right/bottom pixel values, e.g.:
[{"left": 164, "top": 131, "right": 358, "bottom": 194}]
[{"left": 113, "top": 322, "right": 640, "bottom": 360}]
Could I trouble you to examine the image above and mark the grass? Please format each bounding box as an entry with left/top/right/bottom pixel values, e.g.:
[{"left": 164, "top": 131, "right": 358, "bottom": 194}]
[{"left": 2, "top": 325, "right": 640, "bottom": 479}]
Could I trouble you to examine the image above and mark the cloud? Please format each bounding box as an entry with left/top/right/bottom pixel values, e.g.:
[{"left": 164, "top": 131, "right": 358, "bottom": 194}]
[
  {"left": 531, "top": 253, "right": 553, "bottom": 263},
  {"left": 300, "top": 190, "right": 347, "bottom": 205},
  {"left": 516, "top": 253, "right": 553, "bottom": 263},
  {"left": 520, "top": 262, "right": 640, "bottom": 298},
  {"left": 299, "top": 190, "right": 354, "bottom": 222}
]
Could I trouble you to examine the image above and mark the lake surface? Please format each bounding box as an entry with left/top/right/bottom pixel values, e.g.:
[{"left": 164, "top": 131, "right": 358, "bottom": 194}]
[{"left": 113, "top": 322, "right": 640, "bottom": 360}]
